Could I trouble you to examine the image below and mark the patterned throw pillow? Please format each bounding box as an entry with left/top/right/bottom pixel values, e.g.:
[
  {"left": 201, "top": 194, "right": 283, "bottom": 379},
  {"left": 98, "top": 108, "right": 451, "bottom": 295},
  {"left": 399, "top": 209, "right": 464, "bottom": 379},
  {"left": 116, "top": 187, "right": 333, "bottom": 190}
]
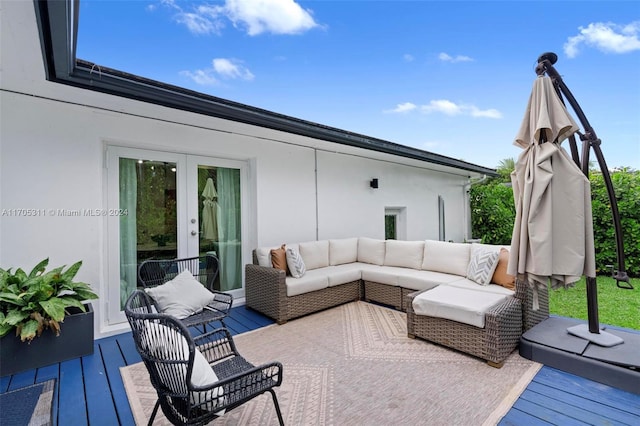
[
  {"left": 286, "top": 247, "right": 306, "bottom": 278},
  {"left": 466, "top": 246, "right": 500, "bottom": 286}
]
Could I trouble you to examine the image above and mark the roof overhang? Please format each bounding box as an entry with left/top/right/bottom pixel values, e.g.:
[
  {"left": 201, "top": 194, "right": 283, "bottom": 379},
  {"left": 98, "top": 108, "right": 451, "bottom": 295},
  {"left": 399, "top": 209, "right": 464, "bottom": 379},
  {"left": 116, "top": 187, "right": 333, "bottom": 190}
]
[{"left": 33, "top": 0, "right": 498, "bottom": 178}]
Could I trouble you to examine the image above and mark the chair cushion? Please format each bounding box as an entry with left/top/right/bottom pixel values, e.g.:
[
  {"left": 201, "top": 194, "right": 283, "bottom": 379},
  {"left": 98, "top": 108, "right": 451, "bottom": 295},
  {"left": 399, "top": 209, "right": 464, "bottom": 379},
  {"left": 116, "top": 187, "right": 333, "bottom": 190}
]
[
  {"left": 491, "top": 248, "right": 516, "bottom": 290},
  {"left": 286, "top": 247, "right": 307, "bottom": 278},
  {"left": 299, "top": 240, "right": 329, "bottom": 270},
  {"left": 422, "top": 240, "right": 470, "bottom": 276},
  {"left": 145, "top": 270, "right": 215, "bottom": 319},
  {"left": 357, "top": 237, "right": 386, "bottom": 265},
  {"left": 411, "top": 286, "right": 509, "bottom": 328},
  {"left": 143, "top": 322, "right": 224, "bottom": 411},
  {"left": 329, "top": 238, "right": 359, "bottom": 266},
  {"left": 270, "top": 244, "right": 288, "bottom": 272},
  {"left": 384, "top": 240, "right": 425, "bottom": 269},
  {"left": 466, "top": 244, "right": 500, "bottom": 286}
]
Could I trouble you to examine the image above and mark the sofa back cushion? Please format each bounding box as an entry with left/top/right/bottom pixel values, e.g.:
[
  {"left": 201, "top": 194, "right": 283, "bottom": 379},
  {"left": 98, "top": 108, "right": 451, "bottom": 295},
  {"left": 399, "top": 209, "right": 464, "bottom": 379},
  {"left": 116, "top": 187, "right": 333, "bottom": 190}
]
[
  {"left": 422, "top": 240, "right": 471, "bottom": 276},
  {"left": 384, "top": 240, "right": 425, "bottom": 270},
  {"left": 357, "top": 237, "right": 386, "bottom": 265},
  {"left": 329, "top": 238, "right": 359, "bottom": 266},
  {"left": 255, "top": 246, "right": 277, "bottom": 267},
  {"left": 299, "top": 240, "right": 329, "bottom": 270}
]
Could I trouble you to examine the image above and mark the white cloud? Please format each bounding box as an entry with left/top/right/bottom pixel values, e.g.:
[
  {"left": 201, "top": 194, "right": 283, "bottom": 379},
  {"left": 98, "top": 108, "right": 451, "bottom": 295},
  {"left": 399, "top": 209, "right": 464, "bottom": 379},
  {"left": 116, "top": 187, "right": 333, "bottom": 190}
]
[
  {"left": 174, "top": 0, "right": 319, "bottom": 36},
  {"left": 223, "top": 0, "right": 319, "bottom": 35},
  {"left": 564, "top": 21, "right": 640, "bottom": 58},
  {"left": 421, "top": 99, "right": 463, "bottom": 115},
  {"left": 403, "top": 54, "right": 415, "bottom": 62},
  {"left": 385, "top": 102, "right": 417, "bottom": 113},
  {"left": 438, "top": 52, "right": 474, "bottom": 63},
  {"left": 469, "top": 106, "right": 503, "bottom": 119},
  {"left": 212, "top": 58, "right": 255, "bottom": 80},
  {"left": 180, "top": 69, "right": 219, "bottom": 86},
  {"left": 176, "top": 12, "right": 219, "bottom": 35},
  {"left": 387, "top": 99, "right": 501, "bottom": 119},
  {"left": 181, "top": 58, "right": 255, "bottom": 86}
]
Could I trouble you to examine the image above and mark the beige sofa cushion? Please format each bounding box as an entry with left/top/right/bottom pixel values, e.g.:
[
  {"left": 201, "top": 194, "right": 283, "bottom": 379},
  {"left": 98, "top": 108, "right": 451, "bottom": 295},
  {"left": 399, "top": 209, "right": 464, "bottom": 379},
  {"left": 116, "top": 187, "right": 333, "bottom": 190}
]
[
  {"left": 444, "top": 278, "right": 515, "bottom": 296},
  {"left": 361, "top": 265, "right": 401, "bottom": 286},
  {"left": 325, "top": 264, "right": 362, "bottom": 287},
  {"left": 329, "top": 238, "right": 359, "bottom": 266},
  {"left": 357, "top": 237, "right": 386, "bottom": 265},
  {"left": 411, "top": 285, "right": 510, "bottom": 328},
  {"left": 397, "top": 270, "right": 464, "bottom": 291},
  {"left": 422, "top": 240, "right": 470, "bottom": 276},
  {"left": 299, "top": 240, "right": 329, "bottom": 270},
  {"left": 255, "top": 246, "right": 279, "bottom": 267},
  {"left": 384, "top": 240, "right": 425, "bottom": 270},
  {"left": 285, "top": 269, "right": 329, "bottom": 297}
]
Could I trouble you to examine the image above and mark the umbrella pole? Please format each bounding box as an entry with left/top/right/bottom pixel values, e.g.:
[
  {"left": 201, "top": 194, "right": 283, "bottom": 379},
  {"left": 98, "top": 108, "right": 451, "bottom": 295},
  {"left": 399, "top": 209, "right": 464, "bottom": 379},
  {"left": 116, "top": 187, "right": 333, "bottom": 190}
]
[{"left": 535, "top": 52, "right": 631, "bottom": 345}]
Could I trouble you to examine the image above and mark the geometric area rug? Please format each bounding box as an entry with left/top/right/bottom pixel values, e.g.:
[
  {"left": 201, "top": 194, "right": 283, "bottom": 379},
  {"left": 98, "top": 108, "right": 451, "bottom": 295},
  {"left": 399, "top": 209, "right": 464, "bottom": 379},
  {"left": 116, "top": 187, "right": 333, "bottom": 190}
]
[
  {"left": 0, "top": 379, "right": 55, "bottom": 426},
  {"left": 121, "top": 301, "right": 541, "bottom": 425}
]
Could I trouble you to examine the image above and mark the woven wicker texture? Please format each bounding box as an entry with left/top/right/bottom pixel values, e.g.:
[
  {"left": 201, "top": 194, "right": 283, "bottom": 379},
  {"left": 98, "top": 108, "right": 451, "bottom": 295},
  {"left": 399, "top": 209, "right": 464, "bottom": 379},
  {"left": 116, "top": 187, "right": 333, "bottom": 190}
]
[{"left": 406, "top": 291, "right": 523, "bottom": 365}]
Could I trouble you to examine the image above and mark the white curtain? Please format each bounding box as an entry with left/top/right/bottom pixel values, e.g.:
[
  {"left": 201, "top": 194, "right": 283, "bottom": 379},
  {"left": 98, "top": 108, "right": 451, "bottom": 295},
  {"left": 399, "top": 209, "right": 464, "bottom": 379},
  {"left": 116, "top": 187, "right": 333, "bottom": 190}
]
[
  {"left": 216, "top": 168, "right": 241, "bottom": 291},
  {"left": 119, "top": 158, "right": 137, "bottom": 308}
]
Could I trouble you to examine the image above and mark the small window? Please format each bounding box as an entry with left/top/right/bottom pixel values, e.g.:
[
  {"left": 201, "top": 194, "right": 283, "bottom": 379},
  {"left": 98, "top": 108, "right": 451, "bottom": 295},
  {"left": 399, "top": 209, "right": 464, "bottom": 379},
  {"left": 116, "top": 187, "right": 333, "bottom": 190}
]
[
  {"left": 385, "top": 207, "right": 406, "bottom": 240},
  {"left": 385, "top": 214, "right": 397, "bottom": 240}
]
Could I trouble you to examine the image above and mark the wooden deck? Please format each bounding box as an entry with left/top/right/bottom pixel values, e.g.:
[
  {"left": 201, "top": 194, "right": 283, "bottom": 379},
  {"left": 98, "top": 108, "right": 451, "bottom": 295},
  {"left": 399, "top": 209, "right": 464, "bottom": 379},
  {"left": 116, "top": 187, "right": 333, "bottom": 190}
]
[{"left": 1, "top": 306, "right": 638, "bottom": 425}]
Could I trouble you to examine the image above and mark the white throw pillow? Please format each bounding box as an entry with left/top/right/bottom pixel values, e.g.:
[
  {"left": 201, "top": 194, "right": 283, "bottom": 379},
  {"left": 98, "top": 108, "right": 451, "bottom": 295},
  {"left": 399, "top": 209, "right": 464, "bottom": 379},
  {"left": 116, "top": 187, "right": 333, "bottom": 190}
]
[
  {"left": 299, "top": 240, "right": 329, "bottom": 270},
  {"left": 143, "top": 322, "right": 225, "bottom": 411},
  {"left": 384, "top": 240, "right": 425, "bottom": 270},
  {"left": 286, "top": 247, "right": 307, "bottom": 278},
  {"left": 329, "top": 238, "right": 358, "bottom": 266},
  {"left": 145, "top": 270, "right": 215, "bottom": 319},
  {"left": 466, "top": 245, "right": 500, "bottom": 286}
]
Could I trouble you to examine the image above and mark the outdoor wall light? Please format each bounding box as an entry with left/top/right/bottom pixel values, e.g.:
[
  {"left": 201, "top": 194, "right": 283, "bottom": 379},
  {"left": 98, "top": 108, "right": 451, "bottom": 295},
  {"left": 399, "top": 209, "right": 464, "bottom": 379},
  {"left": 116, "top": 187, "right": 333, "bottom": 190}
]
[{"left": 370, "top": 178, "right": 379, "bottom": 189}]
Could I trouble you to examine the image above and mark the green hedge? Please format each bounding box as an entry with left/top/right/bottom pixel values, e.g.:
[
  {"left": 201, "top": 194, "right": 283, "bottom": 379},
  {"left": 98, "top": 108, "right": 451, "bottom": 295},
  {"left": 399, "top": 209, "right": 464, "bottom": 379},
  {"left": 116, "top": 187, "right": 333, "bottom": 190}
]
[{"left": 470, "top": 169, "right": 639, "bottom": 277}]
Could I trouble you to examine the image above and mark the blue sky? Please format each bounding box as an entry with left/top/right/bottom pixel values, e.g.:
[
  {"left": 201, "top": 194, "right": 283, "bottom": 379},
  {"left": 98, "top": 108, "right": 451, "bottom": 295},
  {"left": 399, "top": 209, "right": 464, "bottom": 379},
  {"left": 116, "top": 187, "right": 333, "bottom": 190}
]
[{"left": 77, "top": 0, "right": 640, "bottom": 170}]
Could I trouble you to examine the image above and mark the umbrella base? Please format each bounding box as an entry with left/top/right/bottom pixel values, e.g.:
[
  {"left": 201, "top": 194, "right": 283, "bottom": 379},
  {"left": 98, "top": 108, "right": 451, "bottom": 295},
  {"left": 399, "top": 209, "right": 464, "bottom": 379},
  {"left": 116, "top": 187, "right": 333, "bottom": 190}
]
[
  {"left": 566, "top": 323, "right": 624, "bottom": 347},
  {"left": 520, "top": 317, "right": 640, "bottom": 395}
]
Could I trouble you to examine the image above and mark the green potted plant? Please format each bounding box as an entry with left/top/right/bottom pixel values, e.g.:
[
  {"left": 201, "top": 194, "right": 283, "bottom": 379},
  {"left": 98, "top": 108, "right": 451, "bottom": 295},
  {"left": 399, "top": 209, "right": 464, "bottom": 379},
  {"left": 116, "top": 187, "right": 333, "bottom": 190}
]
[{"left": 0, "top": 258, "right": 98, "bottom": 376}]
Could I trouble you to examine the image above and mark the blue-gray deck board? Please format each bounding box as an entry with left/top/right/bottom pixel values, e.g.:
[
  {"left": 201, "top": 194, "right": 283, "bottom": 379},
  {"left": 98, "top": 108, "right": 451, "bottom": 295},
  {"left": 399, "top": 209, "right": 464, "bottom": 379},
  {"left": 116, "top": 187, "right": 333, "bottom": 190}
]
[{"left": 1, "top": 307, "right": 638, "bottom": 425}]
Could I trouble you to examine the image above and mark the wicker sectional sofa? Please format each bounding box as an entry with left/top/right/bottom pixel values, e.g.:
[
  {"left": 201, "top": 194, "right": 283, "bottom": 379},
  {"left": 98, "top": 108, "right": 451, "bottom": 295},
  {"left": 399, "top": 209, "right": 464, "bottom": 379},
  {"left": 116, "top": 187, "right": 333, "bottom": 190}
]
[{"left": 245, "top": 237, "right": 548, "bottom": 366}]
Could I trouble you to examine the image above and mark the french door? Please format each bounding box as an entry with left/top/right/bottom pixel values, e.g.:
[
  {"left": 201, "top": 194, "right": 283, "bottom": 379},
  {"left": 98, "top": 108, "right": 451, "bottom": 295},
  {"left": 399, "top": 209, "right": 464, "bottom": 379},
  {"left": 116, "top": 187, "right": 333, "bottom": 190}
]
[{"left": 106, "top": 147, "right": 248, "bottom": 324}]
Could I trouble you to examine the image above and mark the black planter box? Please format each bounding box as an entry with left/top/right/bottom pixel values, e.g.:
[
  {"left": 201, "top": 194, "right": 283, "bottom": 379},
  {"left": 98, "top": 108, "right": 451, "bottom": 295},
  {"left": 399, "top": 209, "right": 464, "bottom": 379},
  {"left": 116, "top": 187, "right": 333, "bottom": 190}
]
[{"left": 0, "top": 303, "right": 94, "bottom": 377}]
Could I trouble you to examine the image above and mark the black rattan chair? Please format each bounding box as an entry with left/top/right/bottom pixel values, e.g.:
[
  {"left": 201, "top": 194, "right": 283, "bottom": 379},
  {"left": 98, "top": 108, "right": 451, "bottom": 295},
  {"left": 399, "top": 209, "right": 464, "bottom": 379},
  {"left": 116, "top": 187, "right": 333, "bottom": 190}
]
[
  {"left": 124, "top": 290, "right": 285, "bottom": 426},
  {"left": 138, "top": 254, "right": 233, "bottom": 332}
]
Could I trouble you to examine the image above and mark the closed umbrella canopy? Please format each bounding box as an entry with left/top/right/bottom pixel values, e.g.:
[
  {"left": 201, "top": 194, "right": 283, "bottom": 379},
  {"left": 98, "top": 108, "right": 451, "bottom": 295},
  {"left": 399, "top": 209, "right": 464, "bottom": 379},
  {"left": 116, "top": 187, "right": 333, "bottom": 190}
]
[
  {"left": 201, "top": 178, "right": 219, "bottom": 241},
  {"left": 508, "top": 76, "right": 596, "bottom": 310}
]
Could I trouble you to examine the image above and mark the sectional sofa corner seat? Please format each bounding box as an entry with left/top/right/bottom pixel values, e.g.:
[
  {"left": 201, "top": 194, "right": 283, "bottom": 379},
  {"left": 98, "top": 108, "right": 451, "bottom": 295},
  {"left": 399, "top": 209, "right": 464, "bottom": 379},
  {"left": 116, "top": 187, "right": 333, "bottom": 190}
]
[{"left": 245, "top": 238, "right": 548, "bottom": 366}]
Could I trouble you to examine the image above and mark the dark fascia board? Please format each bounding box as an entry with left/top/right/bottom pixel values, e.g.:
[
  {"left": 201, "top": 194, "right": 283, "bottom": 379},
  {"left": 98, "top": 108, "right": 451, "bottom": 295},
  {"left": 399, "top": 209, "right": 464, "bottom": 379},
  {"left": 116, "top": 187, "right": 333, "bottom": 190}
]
[{"left": 33, "top": 0, "right": 498, "bottom": 177}]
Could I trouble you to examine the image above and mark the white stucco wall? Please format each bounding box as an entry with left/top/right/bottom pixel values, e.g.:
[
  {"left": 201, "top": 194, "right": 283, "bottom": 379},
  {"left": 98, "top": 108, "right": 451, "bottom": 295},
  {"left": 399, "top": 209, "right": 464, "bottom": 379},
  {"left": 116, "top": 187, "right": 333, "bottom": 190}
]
[{"left": 1, "top": 1, "right": 480, "bottom": 338}]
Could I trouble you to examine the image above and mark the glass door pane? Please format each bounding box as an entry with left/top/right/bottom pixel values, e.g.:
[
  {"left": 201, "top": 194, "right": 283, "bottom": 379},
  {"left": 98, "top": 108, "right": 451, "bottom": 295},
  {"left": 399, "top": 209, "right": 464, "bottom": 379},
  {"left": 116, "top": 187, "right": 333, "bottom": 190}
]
[
  {"left": 107, "top": 147, "right": 186, "bottom": 324},
  {"left": 119, "top": 157, "right": 178, "bottom": 308},
  {"left": 188, "top": 157, "right": 245, "bottom": 294}
]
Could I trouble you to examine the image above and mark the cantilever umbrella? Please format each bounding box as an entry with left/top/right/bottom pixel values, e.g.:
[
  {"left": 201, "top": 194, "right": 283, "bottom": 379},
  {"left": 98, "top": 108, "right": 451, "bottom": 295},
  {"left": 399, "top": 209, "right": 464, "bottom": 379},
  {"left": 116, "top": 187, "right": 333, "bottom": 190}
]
[
  {"left": 508, "top": 75, "right": 597, "bottom": 315},
  {"left": 201, "top": 178, "right": 219, "bottom": 241}
]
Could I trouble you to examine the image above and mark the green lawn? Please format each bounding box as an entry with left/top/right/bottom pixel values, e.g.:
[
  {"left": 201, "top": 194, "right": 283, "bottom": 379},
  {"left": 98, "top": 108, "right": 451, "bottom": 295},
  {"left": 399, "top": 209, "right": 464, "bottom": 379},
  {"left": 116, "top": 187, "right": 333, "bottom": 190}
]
[{"left": 549, "top": 276, "right": 640, "bottom": 330}]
